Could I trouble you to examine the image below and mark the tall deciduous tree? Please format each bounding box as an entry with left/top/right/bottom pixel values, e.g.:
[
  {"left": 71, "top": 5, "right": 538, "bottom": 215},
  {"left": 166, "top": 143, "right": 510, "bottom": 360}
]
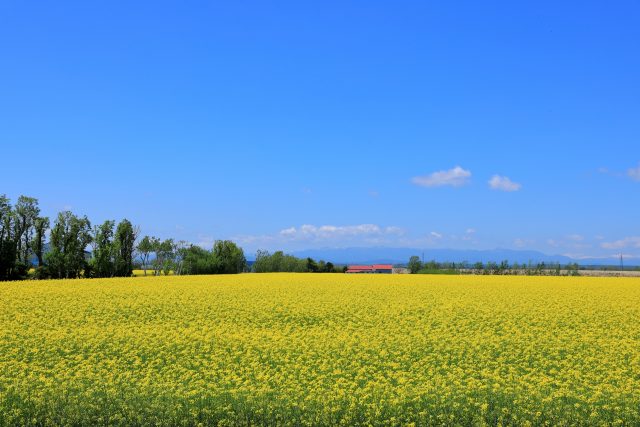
[
  {"left": 408, "top": 256, "right": 422, "bottom": 274},
  {"left": 32, "top": 216, "right": 50, "bottom": 268},
  {"left": 13, "top": 196, "right": 40, "bottom": 265},
  {"left": 212, "top": 240, "right": 246, "bottom": 274},
  {"left": 0, "top": 195, "right": 17, "bottom": 280},
  {"left": 114, "top": 219, "right": 137, "bottom": 277},
  {"left": 92, "top": 220, "right": 115, "bottom": 278},
  {"left": 136, "top": 235, "right": 154, "bottom": 276},
  {"left": 46, "top": 211, "right": 92, "bottom": 279}
]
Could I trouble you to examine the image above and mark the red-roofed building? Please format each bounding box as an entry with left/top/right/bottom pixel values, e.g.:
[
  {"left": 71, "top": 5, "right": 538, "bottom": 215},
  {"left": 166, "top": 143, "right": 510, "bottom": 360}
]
[{"left": 346, "top": 264, "right": 393, "bottom": 274}]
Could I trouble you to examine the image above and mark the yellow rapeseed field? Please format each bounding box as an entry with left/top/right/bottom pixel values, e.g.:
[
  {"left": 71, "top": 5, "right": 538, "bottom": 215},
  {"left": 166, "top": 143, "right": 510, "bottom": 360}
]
[{"left": 1, "top": 274, "right": 639, "bottom": 426}]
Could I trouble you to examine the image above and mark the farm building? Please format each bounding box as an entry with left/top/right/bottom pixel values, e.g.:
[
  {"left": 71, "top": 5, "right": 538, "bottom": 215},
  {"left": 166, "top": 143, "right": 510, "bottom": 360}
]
[{"left": 346, "top": 264, "right": 393, "bottom": 274}]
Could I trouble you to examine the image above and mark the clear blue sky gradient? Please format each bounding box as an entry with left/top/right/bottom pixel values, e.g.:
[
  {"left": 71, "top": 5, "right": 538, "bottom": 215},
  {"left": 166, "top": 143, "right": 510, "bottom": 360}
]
[{"left": 1, "top": 1, "right": 639, "bottom": 259}]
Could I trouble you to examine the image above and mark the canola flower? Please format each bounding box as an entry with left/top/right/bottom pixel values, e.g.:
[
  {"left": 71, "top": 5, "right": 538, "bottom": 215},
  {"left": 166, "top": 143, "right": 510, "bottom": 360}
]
[{"left": 0, "top": 274, "right": 639, "bottom": 426}]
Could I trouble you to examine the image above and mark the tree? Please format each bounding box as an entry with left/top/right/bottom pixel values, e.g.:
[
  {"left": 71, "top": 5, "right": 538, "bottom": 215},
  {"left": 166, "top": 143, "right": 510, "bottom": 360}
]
[
  {"left": 473, "top": 262, "right": 484, "bottom": 273},
  {"left": 113, "top": 219, "right": 137, "bottom": 277},
  {"left": 306, "top": 257, "right": 318, "bottom": 272},
  {"left": 181, "top": 244, "right": 214, "bottom": 275},
  {"left": 252, "top": 249, "right": 272, "bottom": 273},
  {"left": 137, "top": 236, "right": 154, "bottom": 276},
  {"left": 151, "top": 238, "right": 174, "bottom": 276},
  {"left": 252, "top": 250, "right": 328, "bottom": 273},
  {"left": 173, "top": 240, "right": 189, "bottom": 276},
  {"left": 32, "top": 216, "right": 49, "bottom": 268},
  {"left": 499, "top": 260, "right": 509, "bottom": 274},
  {"left": 408, "top": 255, "right": 422, "bottom": 274},
  {"left": 212, "top": 240, "right": 246, "bottom": 274},
  {"left": 13, "top": 196, "right": 40, "bottom": 265},
  {"left": 0, "top": 195, "right": 17, "bottom": 280},
  {"left": 91, "top": 220, "right": 115, "bottom": 278},
  {"left": 46, "top": 211, "right": 92, "bottom": 279}
]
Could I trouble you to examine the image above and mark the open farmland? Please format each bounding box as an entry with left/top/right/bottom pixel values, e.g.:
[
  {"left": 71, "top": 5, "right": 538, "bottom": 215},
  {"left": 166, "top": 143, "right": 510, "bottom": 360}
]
[{"left": 1, "top": 274, "right": 639, "bottom": 426}]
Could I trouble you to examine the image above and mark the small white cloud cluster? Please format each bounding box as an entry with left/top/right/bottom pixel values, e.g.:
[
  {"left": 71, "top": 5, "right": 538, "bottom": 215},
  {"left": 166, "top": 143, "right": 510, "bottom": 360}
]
[
  {"left": 411, "top": 166, "right": 471, "bottom": 188},
  {"left": 412, "top": 166, "right": 521, "bottom": 192},
  {"left": 488, "top": 175, "right": 522, "bottom": 192},
  {"left": 628, "top": 163, "right": 640, "bottom": 181},
  {"left": 601, "top": 236, "right": 640, "bottom": 250}
]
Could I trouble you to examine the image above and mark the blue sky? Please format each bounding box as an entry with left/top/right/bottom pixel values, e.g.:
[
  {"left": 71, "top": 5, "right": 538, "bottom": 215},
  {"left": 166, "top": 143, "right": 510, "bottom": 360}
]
[{"left": 1, "top": 1, "right": 639, "bottom": 260}]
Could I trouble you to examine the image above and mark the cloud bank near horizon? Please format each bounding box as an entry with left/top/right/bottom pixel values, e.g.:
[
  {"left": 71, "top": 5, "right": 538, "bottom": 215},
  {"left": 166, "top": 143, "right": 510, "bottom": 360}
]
[{"left": 224, "top": 223, "right": 640, "bottom": 260}]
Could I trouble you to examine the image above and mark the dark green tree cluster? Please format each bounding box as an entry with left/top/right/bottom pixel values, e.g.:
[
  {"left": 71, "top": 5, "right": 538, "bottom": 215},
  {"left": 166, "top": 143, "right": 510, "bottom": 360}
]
[
  {"left": 136, "top": 237, "right": 246, "bottom": 275},
  {"left": 406, "top": 255, "right": 581, "bottom": 276},
  {"left": 0, "top": 195, "right": 49, "bottom": 280},
  {"left": 252, "top": 250, "right": 338, "bottom": 273},
  {"left": 0, "top": 194, "right": 139, "bottom": 281},
  {"left": 46, "top": 211, "right": 93, "bottom": 279},
  {"left": 87, "top": 219, "right": 138, "bottom": 278},
  {"left": 406, "top": 256, "right": 458, "bottom": 275}
]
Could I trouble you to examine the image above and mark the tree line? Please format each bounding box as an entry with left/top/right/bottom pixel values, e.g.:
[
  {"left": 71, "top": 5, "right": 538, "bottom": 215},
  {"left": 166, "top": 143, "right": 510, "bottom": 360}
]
[
  {"left": 252, "top": 250, "right": 342, "bottom": 273},
  {"left": 1, "top": 194, "right": 342, "bottom": 281},
  {"left": 136, "top": 237, "right": 247, "bottom": 276},
  {"left": 407, "top": 256, "right": 580, "bottom": 276},
  {"left": 1, "top": 194, "right": 250, "bottom": 281},
  {"left": 1, "top": 195, "right": 139, "bottom": 280}
]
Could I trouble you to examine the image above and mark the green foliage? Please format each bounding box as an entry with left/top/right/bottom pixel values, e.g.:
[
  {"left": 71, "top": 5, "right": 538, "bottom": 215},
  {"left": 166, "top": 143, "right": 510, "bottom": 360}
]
[
  {"left": 32, "top": 216, "right": 49, "bottom": 267},
  {"left": 86, "top": 219, "right": 138, "bottom": 278},
  {"left": 408, "top": 256, "right": 422, "bottom": 274},
  {"left": 13, "top": 195, "right": 40, "bottom": 264},
  {"left": 91, "top": 220, "right": 115, "bottom": 278},
  {"left": 136, "top": 236, "right": 154, "bottom": 276},
  {"left": 114, "top": 219, "right": 137, "bottom": 277},
  {"left": 306, "top": 257, "right": 319, "bottom": 273},
  {"left": 252, "top": 250, "right": 338, "bottom": 273},
  {"left": 176, "top": 241, "right": 246, "bottom": 275},
  {"left": 253, "top": 250, "right": 307, "bottom": 273},
  {"left": 152, "top": 238, "right": 174, "bottom": 276},
  {"left": 46, "top": 211, "right": 92, "bottom": 279},
  {"left": 0, "top": 195, "right": 18, "bottom": 280},
  {"left": 212, "top": 240, "right": 246, "bottom": 274},
  {"left": 1, "top": 194, "right": 252, "bottom": 281},
  {"left": 0, "top": 195, "right": 47, "bottom": 280},
  {"left": 181, "top": 245, "right": 218, "bottom": 274}
]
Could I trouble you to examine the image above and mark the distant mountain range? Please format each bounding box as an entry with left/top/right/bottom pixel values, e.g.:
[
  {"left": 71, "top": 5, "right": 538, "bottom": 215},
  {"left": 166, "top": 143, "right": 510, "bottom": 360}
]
[{"left": 287, "top": 247, "right": 638, "bottom": 266}]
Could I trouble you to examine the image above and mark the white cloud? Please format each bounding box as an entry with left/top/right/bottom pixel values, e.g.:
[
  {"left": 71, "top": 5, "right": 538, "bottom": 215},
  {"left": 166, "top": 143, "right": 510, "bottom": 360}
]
[
  {"left": 412, "top": 166, "right": 471, "bottom": 188},
  {"left": 279, "top": 224, "right": 403, "bottom": 240},
  {"left": 279, "top": 227, "right": 297, "bottom": 237},
  {"left": 601, "top": 237, "right": 640, "bottom": 250},
  {"left": 462, "top": 228, "right": 476, "bottom": 241},
  {"left": 384, "top": 226, "right": 405, "bottom": 235},
  {"left": 430, "top": 231, "right": 443, "bottom": 239},
  {"left": 488, "top": 175, "right": 522, "bottom": 192},
  {"left": 545, "top": 236, "right": 592, "bottom": 250},
  {"left": 628, "top": 163, "right": 640, "bottom": 181}
]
